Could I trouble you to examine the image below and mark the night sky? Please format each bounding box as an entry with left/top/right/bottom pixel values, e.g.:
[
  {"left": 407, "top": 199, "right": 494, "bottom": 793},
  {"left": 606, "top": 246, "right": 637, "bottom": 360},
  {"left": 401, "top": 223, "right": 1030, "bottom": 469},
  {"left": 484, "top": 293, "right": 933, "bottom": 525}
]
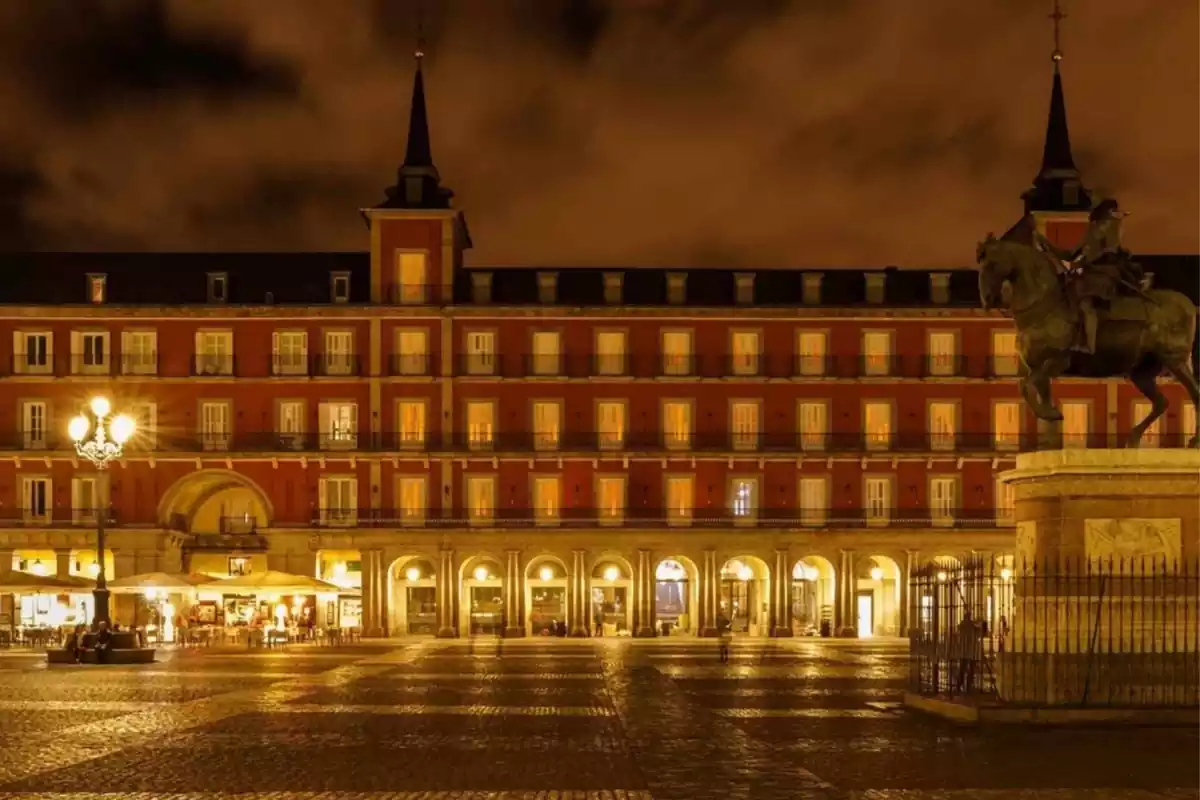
[{"left": 0, "top": 0, "right": 1196, "bottom": 266}]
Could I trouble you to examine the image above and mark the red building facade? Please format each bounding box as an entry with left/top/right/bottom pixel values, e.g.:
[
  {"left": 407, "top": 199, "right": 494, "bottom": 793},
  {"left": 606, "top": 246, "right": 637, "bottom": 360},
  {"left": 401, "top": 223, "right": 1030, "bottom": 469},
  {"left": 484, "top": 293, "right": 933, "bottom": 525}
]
[{"left": 0, "top": 56, "right": 1194, "bottom": 639}]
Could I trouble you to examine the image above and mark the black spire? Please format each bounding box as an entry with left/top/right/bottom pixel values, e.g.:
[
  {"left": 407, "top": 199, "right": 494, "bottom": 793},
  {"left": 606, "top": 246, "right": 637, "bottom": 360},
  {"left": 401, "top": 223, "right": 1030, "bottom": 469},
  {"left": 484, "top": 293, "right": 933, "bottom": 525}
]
[
  {"left": 1022, "top": 1, "right": 1090, "bottom": 213},
  {"left": 377, "top": 45, "right": 454, "bottom": 210}
]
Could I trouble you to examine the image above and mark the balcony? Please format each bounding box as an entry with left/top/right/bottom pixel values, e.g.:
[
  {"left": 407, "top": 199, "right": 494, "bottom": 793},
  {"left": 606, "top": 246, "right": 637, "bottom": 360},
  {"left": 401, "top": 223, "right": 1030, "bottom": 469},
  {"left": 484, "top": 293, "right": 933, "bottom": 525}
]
[
  {"left": 313, "top": 353, "right": 361, "bottom": 377},
  {"left": 308, "top": 506, "right": 1012, "bottom": 529},
  {"left": 191, "top": 355, "right": 236, "bottom": 377},
  {"left": 390, "top": 354, "right": 432, "bottom": 376},
  {"left": 68, "top": 353, "right": 114, "bottom": 377},
  {"left": 120, "top": 353, "right": 159, "bottom": 376},
  {"left": 388, "top": 284, "right": 451, "bottom": 305},
  {"left": 658, "top": 354, "right": 697, "bottom": 377},
  {"left": 591, "top": 353, "right": 629, "bottom": 377},
  {"left": 10, "top": 355, "right": 55, "bottom": 376},
  {"left": 524, "top": 354, "right": 564, "bottom": 378}
]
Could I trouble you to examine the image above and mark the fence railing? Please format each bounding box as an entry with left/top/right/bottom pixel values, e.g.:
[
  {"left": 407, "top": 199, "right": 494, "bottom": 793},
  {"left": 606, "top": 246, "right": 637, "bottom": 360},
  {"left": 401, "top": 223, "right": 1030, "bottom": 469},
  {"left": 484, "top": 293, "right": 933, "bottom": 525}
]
[{"left": 908, "top": 556, "right": 1200, "bottom": 708}]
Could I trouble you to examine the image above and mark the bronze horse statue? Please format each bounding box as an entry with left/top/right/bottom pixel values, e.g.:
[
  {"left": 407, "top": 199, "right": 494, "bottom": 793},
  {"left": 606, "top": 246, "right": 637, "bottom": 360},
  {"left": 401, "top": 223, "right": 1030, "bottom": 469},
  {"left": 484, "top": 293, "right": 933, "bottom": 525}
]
[{"left": 976, "top": 234, "right": 1199, "bottom": 448}]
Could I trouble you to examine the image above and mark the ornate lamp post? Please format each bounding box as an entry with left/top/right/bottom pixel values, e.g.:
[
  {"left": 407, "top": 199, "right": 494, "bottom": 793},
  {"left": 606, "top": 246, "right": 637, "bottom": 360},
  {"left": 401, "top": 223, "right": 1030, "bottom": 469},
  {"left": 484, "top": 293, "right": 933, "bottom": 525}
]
[{"left": 68, "top": 397, "right": 135, "bottom": 628}]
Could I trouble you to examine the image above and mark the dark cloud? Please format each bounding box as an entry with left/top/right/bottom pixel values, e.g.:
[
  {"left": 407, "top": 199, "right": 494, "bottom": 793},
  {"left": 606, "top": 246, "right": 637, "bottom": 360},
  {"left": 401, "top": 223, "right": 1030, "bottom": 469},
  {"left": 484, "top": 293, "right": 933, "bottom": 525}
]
[{"left": 0, "top": 0, "right": 1194, "bottom": 266}]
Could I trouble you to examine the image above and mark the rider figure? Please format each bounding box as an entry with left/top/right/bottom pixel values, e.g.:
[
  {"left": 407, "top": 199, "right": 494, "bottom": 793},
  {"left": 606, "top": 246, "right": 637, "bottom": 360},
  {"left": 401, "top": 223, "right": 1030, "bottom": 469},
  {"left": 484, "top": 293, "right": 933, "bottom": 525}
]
[{"left": 1069, "top": 198, "right": 1131, "bottom": 354}]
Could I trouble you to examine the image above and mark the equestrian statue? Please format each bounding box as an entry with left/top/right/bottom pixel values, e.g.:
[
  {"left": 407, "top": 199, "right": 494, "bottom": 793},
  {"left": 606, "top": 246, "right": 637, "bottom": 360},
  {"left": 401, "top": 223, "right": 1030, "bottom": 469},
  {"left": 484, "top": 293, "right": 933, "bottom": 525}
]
[{"left": 976, "top": 198, "right": 1199, "bottom": 448}]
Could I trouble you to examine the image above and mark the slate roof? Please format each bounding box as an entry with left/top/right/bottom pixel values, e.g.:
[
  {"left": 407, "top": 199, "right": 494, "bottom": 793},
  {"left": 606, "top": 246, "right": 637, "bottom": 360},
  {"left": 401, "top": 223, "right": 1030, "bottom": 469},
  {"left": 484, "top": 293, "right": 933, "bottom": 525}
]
[{"left": 0, "top": 252, "right": 1193, "bottom": 308}]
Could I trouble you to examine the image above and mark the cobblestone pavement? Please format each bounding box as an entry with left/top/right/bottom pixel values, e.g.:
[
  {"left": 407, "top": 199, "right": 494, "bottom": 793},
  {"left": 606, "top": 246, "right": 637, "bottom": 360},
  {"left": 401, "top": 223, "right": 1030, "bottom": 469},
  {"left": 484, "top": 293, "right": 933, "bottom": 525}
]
[{"left": 0, "top": 637, "right": 1194, "bottom": 799}]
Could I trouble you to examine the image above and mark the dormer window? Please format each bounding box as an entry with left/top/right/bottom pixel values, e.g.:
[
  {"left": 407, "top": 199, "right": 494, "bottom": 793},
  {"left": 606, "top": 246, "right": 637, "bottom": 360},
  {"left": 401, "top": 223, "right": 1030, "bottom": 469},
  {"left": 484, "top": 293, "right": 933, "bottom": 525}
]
[
  {"left": 331, "top": 272, "right": 351, "bottom": 304},
  {"left": 802, "top": 273, "right": 823, "bottom": 305},
  {"left": 735, "top": 273, "right": 754, "bottom": 305},
  {"left": 667, "top": 272, "right": 687, "bottom": 305},
  {"left": 1063, "top": 181, "right": 1080, "bottom": 206},
  {"left": 865, "top": 273, "right": 885, "bottom": 304},
  {"left": 603, "top": 272, "right": 623, "bottom": 305},
  {"left": 930, "top": 273, "right": 951, "bottom": 304},
  {"left": 537, "top": 271, "right": 558, "bottom": 304},
  {"left": 471, "top": 271, "right": 493, "bottom": 305},
  {"left": 207, "top": 272, "right": 228, "bottom": 304},
  {"left": 86, "top": 274, "right": 106, "bottom": 304}
]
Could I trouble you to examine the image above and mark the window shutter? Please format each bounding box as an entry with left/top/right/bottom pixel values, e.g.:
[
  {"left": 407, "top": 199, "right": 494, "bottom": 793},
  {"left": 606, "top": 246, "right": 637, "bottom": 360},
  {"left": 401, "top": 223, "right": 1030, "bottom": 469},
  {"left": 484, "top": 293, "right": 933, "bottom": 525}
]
[
  {"left": 318, "top": 403, "right": 331, "bottom": 435},
  {"left": 271, "top": 332, "right": 280, "bottom": 356},
  {"left": 349, "top": 404, "right": 359, "bottom": 436}
]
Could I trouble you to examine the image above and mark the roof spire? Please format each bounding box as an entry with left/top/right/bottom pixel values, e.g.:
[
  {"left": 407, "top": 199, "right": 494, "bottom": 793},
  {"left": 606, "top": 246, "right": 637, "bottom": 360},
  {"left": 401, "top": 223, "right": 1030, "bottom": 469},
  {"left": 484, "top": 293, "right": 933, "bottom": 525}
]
[
  {"left": 1021, "top": 0, "right": 1090, "bottom": 213},
  {"left": 376, "top": 0, "right": 453, "bottom": 210}
]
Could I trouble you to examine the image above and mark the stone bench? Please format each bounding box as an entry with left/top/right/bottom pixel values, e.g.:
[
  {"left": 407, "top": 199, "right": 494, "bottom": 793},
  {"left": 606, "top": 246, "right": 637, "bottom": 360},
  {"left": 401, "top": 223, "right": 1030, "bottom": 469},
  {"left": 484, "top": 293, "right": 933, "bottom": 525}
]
[{"left": 47, "top": 647, "right": 156, "bottom": 665}]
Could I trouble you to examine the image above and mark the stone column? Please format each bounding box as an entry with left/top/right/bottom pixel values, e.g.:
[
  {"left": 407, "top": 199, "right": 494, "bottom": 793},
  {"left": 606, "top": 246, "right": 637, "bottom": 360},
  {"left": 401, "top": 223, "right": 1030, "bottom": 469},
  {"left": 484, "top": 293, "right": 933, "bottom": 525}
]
[
  {"left": 436, "top": 549, "right": 457, "bottom": 638},
  {"left": 634, "top": 549, "right": 655, "bottom": 637},
  {"left": 504, "top": 549, "right": 524, "bottom": 637},
  {"left": 838, "top": 549, "right": 858, "bottom": 637},
  {"left": 55, "top": 549, "right": 71, "bottom": 577},
  {"left": 570, "top": 549, "right": 588, "bottom": 637},
  {"left": 362, "top": 549, "right": 387, "bottom": 638},
  {"left": 900, "top": 550, "right": 918, "bottom": 636},
  {"left": 699, "top": 549, "right": 719, "bottom": 637},
  {"left": 771, "top": 549, "right": 793, "bottom": 637}
]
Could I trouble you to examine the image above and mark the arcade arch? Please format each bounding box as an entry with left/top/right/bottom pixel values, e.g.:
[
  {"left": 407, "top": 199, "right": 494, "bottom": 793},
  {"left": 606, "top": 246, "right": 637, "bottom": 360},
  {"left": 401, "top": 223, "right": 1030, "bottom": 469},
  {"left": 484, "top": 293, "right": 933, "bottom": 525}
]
[
  {"left": 791, "top": 555, "right": 836, "bottom": 636},
  {"left": 653, "top": 556, "right": 698, "bottom": 636},
  {"left": 590, "top": 557, "right": 633, "bottom": 636},
  {"left": 719, "top": 556, "right": 771, "bottom": 636},
  {"left": 460, "top": 555, "right": 504, "bottom": 635},
  {"left": 525, "top": 556, "right": 569, "bottom": 636},
  {"left": 388, "top": 555, "right": 437, "bottom": 636},
  {"left": 854, "top": 555, "right": 902, "bottom": 637}
]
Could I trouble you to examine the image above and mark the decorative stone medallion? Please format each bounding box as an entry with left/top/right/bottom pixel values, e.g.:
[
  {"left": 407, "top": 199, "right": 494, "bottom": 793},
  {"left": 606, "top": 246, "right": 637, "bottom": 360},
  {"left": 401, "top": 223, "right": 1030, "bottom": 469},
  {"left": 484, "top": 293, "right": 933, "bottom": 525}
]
[
  {"left": 1015, "top": 521, "right": 1037, "bottom": 566},
  {"left": 1083, "top": 518, "right": 1182, "bottom": 563}
]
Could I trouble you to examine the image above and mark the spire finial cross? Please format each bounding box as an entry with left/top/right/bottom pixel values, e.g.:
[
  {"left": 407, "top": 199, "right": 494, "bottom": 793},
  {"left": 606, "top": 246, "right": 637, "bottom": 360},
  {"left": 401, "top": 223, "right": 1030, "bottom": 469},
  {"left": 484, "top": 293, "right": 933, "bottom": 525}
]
[{"left": 1049, "top": 0, "right": 1066, "bottom": 62}]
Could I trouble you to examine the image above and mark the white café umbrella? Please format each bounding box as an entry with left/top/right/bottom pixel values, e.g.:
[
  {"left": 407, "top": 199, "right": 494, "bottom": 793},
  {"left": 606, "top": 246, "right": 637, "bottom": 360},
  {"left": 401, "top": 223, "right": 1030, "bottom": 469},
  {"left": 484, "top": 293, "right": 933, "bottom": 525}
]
[
  {"left": 107, "top": 572, "right": 213, "bottom": 595},
  {"left": 0, "top": 571, "right": 95, "bottom": 594},
  {"left": 196, "top": 570, "right": 345, "bottom": 595}
]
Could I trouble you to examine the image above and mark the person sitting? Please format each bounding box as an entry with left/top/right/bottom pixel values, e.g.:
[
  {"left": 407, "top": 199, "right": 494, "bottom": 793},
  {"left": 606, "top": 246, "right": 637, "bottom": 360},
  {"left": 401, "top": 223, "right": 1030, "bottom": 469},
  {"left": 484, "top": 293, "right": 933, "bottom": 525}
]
[
  {"left": 62, "top": 624, "right": 86, "bottom": 663},
  {"left": 94, "top": 622, "right": 113, "bottom": 665}
]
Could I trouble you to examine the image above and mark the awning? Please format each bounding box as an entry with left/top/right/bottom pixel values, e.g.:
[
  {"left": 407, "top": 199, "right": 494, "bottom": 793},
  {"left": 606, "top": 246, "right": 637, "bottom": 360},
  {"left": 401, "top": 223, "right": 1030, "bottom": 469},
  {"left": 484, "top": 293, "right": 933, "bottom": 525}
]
[
  {"left": 107, "top": 572, "right": 214, "bottom": 594},
  {"left": 196, "top": 570, "right": 346, "bottom": 596},
  {"left": 0, "top": 571, "right": 95, "bottom": 594}
]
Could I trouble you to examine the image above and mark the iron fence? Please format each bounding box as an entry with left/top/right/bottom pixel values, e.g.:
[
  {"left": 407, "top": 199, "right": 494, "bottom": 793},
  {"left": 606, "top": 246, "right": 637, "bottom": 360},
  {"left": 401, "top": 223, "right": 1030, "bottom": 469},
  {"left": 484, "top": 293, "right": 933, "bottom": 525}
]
[{"left": 908, "top": 555, "right": 1200, "bottom": 708}]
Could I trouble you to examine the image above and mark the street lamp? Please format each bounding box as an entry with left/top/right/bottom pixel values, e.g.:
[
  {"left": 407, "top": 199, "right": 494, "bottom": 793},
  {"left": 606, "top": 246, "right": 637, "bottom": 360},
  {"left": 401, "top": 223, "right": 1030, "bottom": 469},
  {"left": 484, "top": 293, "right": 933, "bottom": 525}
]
[{"left": 68, "top": 396, "right": 136, "bottom": 628}]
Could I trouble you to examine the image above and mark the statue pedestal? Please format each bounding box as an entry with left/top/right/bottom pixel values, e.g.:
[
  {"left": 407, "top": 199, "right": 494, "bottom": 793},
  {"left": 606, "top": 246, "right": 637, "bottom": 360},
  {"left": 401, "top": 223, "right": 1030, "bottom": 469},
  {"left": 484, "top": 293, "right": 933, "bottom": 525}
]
[{"left": 995, "top": 449, "right": 1200, "bottom": 706}]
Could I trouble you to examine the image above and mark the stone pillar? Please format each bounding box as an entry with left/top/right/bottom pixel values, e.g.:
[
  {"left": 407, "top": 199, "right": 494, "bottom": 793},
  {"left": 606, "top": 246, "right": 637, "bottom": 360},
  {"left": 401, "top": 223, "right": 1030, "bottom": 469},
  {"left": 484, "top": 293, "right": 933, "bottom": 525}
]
[
  {"left": 0, "top": 548, "right": 13, "bottom": 574},
  {"left": 699, "top": 549, "right": 719, "bottom": 636},
  {"left": 569, "top": 550, "right": 588, "bottom": 637},
  {"left": 900, "top": 550, "right": 918, "bottom": 636},
  {"left": 838, "top": 549, "right": 858, "bottom": 637},
  {"left": 634, "top": 549, "right": 655, "bottom": 637},
  {"left": 361, "top": 549, "right": 385, "bottom": 637},
  {"left": 504, "top": 549, "right": 524, "bottom": 637},
  {"left": 771, "top": 549, "right": 793, "bottom": 637},
  {"left": 55, "top": 549, "right": 71, "bottom": 577},
  {"left": 436, "top": 549, "right": 457, "bottom": 638}
]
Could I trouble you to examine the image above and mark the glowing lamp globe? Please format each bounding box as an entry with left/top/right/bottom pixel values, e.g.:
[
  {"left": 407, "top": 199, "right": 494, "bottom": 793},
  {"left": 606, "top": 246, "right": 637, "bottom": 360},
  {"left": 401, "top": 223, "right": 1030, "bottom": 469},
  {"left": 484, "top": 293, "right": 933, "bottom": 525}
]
[
  {"left": 109, "top": 414, "right": 136, "bottom": 444},
  {"left": 30, "top": 560, "right": 47, "bottom": 576},
  {"left": 90, "top": 396, "right": 111, "bottom": 418},
  {"left": 936, "top": 571, "right": 948, "bottom": 582},
  {"left": 603, "top": 565, "right": 620, "bottom": 582},
  {"left": 736, "top": 565, "right": 753, "bottom": 582},
  {"left": 1000, "top": 567, "right": 1013, "bottom": 581},
  {"left": 405, "top": 566, "right": 421, "bottom": 582},
  {"left": 539, "top": 566, "right": 554, "bottom": 582},
  {"left": 144, "top": 588, "right": 159, "bottom": 600},
  {"left": 473, "top": 566, "right": 489, "bottom": 581},
  {"left": 869, "top": 566, "right": 884, "bottom": 581},
  {"left": 88, "top": 562, "right": 101, "bottom": 577},
  {"left": 68, "top": 415, "right": 90, "bottom": 443}
]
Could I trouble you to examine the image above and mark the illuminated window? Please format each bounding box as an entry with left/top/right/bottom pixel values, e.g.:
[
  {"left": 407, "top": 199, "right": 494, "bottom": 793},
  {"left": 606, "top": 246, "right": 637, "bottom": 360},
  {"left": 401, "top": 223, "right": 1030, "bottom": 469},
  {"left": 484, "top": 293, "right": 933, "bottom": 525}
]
[
  {"left": 661, "top": 331, "right": 692, "bottom": 376},
  {"left": 665, "top": 476, "right": 693, "bottom": 525},
  {"left": 20, "top": 476, "right": 51, "bottom": 524},
  {"left": 862, "top": 331, "right": 891, "bottom": 376},
  {"left": 319, "top": 476, "right": 357, "bottom": 526},
  {"left": 87, "top": 274, "right": 106, "bottom": 304},
  {"left": 928, "top": 402, "right": 957, "bottom": 451},
  {"left": 730, "top": 401, "right": 759, "bottom": 450},
  {"left": 323, "top": 331, "right": 355, "bottom": 376},
  {"left": 1061, "top": 401, "right": 1089, "bottom": 449},
  {"left": 864, "top": 477, "right": 891, "bottom": 525},
  {"left": 929, "top": 476, "right": 957, "bottom": 527},
  {"left": 594, "top": 330, "right": 626, "bottom": 375},
  {"left": 532, "top": 401, "right": 561, "bottom": 450},
  {"left": 927, "top": 331, "right": 957, "bottom": 376},
  {"left": 396, "top": 252, "right": 427, "bottom": 304},
  {"left": 396, "top": 400, "right": 426, "bottom": 448},
  {"left": 796, "top": 330, "right": 827, "bottom": 376},
  {"left": 318, "top": 402, "right": 357, "bottom": 450},
  {"left": 531, "top": 331, "right": 561, "bottom": 376},
  {"left": 394, "top": 328, "right": 428, "bottom": 375},
  {"left": 465, "top": 331, "right": 496, "bottom": 375},
  {"left": 662, "top": 400, "right": 692, "bottom": 449},
  {"left": 864, "top": 401, "right": 892, "bottom": 450},
  {"left": 729, "top": 478, "right": 759, "bottom": 523},
  {"left": 991, "top": 330, "right": 1019, "bottom": 376},
  {"left": 994, "top": 478, "right": 1015, "bottom": 524},
  {"left": 797, "top": 401, "right": 827, "bottom": 451},
  {"left": 272, "top": 330, "right": 308, "bottom": 375},
  {"left": 71, "top": 331, "right": 109, "bottom": 375},
  {"left": 532, "top": 476, "right": 561, "bottom": 524},
  {"left": 15, "top": 331, "right": 52, "bottom": 374},
  {"left": 21, "top": 401, "right": 47, "bottom": 450},
  {"left": 993, "top": 402, "right": 1022, "bottom": 450},
  {"left": 194, "top": 330, "right": 233, "bottom": 375},
  {"left": 1132, "top": 401, "right": 1161, "bottom": 448},
  {"left": 465, "top": 401, "right": 495, "bottom": 450},
  {"left": 200, "top": 401, "right": 232, "bottom": 451},
  {"left": 730, "top": 331, "right": 760, "bottom": 375},
  {"left": 597, "top": 401, "right": 626, "bottom": 450},
  {"left": 596, "top": 476, "right": 626, "bottom": 524},
  {"left": 397, "top": 477, "right": 426, "bottom": 525},
  {"left": 466, "top": 476, "right": 495, "bottom": 525},
  {"left": 798, "top": 476, "right": 827, "bottom": 526}
]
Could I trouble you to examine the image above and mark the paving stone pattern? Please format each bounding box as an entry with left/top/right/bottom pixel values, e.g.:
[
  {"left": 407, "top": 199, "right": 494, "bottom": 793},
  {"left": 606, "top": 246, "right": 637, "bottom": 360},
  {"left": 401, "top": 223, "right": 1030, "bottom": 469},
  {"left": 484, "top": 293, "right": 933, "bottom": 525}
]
[{"left": 0, "top": 637, "right": 1194, "bottom": 799}]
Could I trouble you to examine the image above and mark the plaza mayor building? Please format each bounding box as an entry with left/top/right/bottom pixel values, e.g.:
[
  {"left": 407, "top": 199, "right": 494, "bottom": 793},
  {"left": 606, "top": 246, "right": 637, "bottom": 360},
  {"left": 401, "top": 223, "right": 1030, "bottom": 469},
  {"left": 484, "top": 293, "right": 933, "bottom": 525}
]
[{"left": 0, "top": 53, "right": 1194, "bottom": 641}]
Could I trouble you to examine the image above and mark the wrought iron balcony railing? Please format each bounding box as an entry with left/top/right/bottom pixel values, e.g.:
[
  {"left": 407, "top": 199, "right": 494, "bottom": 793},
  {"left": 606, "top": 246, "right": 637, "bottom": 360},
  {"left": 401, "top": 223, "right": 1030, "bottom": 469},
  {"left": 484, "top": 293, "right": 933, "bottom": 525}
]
[
  {"left": 0, "top": 508, "right": 118, "bottom": 528},
  {"left": 308, "top": 506, "right": 1014, "bottom": 529}
]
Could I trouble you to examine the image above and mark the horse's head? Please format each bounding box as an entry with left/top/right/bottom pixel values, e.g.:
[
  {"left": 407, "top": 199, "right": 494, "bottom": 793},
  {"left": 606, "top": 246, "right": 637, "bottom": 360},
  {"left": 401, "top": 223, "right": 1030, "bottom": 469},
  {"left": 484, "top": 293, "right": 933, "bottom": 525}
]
[{"left": 975, "top": 234, "right": 1010, "bottom": 310}]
